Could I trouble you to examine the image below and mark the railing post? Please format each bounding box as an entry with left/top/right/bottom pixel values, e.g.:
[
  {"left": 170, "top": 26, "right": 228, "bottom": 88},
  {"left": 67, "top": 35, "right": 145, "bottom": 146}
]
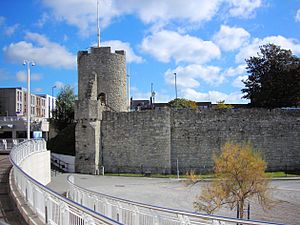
[
  {"left": 133, "top": 206, "right": 139, "bottom": 225},
  {"left": 32, "top": 186, "right": 36, "bottom": 213},
  {"left": 105, "top": 199, "right": 112, "bottom": 219},
  {"left": 44, "top": 193, "right": 50, "bottom": 224},
  {"left": 45, "top": 205, "right": 48, "bottom": 224}
]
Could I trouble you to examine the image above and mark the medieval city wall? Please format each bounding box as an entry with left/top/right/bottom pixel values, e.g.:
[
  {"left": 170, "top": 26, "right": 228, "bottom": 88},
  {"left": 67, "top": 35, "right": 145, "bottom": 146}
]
[
  {"left": 100, "top": 108, "right": 300, "bottom": 174},
  {"left": 170, "top": 108, "right": 300, "bottom": 173},
  {"left": 101, "top": 110, "right": 172, "bottom": 173}
]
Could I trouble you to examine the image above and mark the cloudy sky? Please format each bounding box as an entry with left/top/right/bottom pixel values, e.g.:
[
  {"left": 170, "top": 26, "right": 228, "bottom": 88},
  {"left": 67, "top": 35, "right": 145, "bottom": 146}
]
[{"left": 0, "top": 0, "right": 300, "bottom": 103}]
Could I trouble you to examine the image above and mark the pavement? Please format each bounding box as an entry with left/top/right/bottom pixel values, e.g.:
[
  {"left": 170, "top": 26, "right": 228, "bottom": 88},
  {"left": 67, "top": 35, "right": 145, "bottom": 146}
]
[
  {"left": 47, "top": 173, "right": 300, "bottom": 225},
  {"left": 0, "top": 154, "right": 27, "bottom": 225}
]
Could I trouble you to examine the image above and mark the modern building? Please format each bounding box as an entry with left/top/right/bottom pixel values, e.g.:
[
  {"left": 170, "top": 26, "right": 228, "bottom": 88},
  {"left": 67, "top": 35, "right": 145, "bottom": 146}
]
[
  {"left": 0, "top": 87, "right": 56, "bottom": 118},
  {"left": 0, "top": 87, "right": 56, "bottom": 140},
  {"left": 38, "top": 94, "right": 56, "bottom": 118},
  {"left": 130, "top": 98, "right": 212, "bottom": 111}
]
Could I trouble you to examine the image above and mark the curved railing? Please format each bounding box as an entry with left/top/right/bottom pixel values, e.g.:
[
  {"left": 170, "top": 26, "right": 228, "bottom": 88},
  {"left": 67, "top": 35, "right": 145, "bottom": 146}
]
[
  {"left": 67, "top": 175, "right": 283, "bottom": 225},
  {"left": 10, "top": 139, "right": 122, "bottom": 225}
]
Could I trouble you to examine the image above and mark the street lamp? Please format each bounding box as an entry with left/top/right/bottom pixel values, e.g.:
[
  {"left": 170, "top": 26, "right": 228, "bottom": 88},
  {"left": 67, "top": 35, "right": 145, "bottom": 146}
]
[
  {"left": 51, "top": 85, "right": 56, "bottom": 118},
  {"left": 174, "top": 72, "right": 178, "bottom": 99},
  {"left": 23, "top": 60, "right": 35, "bottom": 140}
]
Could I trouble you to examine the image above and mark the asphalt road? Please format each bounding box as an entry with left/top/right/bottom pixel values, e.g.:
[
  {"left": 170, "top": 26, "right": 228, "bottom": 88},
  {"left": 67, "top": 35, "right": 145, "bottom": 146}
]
[{"left": 48, "top": 174, "right": 300, "bottom": 225}]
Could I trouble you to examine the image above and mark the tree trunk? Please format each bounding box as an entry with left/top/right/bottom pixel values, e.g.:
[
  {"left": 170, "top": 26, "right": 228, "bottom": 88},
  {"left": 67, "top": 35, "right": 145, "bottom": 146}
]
[{"left": 240, "top": 200, "right": 245, "bottom": 219}]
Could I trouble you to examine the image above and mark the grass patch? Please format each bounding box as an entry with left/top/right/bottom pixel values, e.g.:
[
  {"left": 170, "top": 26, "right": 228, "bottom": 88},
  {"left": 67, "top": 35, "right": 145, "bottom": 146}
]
[
  {"left": 104, "top": 173, "right": 215, "bottom": 179},
  {"left": 104, "top": 171, "right": 299, "bottom": 179},
  {"left": 266, "top": 171, "right": 299, "bottom": 178}
]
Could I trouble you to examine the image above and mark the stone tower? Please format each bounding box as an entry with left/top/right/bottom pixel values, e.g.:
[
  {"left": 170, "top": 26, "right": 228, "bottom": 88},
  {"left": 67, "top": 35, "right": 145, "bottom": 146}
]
[{"left": 75, "top": 46, "right": 127, "bottom": 174}]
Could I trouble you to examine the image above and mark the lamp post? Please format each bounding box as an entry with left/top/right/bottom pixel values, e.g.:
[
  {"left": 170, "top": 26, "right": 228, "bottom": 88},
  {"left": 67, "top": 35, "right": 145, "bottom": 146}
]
[
  {"left": 174, "top": 72, "right": 178, "bottom": 99},
  {"left": 51, "top": 85, "right": 56, "bottom": 118},
  {"left": 23, "top": 60, "right": 35, "bottom": 140}
]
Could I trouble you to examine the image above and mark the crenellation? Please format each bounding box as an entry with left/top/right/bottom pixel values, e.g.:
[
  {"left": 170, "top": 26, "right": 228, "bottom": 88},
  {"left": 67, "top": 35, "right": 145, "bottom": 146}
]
[{"left": 115, "top": 50, "right": 125, "bottom": 55}]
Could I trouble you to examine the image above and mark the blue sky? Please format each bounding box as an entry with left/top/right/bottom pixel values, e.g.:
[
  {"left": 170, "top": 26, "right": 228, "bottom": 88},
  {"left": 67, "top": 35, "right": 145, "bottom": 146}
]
[{"left": 0, "top": 0, "right": 300, "bottom": 103}]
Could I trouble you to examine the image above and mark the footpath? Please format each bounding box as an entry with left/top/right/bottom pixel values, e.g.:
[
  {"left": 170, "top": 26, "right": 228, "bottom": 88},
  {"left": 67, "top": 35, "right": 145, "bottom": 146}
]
[{"left": 0, "top": 154, "right": 26, "bottom": 225}]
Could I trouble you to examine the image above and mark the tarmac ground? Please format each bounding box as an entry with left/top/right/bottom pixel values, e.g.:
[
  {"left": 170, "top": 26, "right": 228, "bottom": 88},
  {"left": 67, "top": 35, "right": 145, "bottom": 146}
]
[
  {"left": 47, "top": 174, "right": 300, "bottom": 225},
  {"left": 0, "top": 154, "right": 28, "bottom": 225}
]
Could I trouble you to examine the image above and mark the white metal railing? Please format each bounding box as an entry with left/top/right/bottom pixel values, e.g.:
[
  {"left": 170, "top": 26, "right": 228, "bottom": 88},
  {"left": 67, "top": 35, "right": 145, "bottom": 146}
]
[
  {"left": 67, "top": 175, "right": 283, "bottom": 225},
  {"left": 10, "top": 139, "right": 122, "bottom": 225},
  {"left": 0, "top": 116, "right": 48, "bottom": 122},
  {"left": 0, "top": 139, "right": 25, "bottom": 151}
]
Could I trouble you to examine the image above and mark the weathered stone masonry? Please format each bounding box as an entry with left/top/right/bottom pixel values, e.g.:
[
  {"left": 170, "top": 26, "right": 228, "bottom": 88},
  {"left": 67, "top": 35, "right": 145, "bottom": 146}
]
[
  {"left": 75, "top": 46, "right": 300, "bottom": 174},
  {"left": 100, "top": 108, "right": 300, "bottom": 174},
  {"left": 101, "top": 110, "right": 172, "bottom": 174},
  {"left": 75, "top": 47, "right": 127, "bottom": 174}
]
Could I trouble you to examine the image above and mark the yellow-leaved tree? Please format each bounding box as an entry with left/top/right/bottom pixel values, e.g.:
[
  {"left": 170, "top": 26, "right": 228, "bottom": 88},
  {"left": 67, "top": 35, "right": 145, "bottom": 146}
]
[{"left": 193, "top": 142, "right": 272, "bottom": 219}]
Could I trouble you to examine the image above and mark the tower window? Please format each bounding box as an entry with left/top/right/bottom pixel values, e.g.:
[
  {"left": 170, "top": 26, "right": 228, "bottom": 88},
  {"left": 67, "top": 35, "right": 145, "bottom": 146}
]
[{"left": 98, "top": 93, "right": 106, "bottom": 105}]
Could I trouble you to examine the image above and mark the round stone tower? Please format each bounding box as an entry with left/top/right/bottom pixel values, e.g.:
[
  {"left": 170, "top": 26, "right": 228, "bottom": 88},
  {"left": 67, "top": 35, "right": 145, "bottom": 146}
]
[
  {"left": 75, "top": 46, "right": 127, "bottom": 174},
  {"left": 77, "top": 46, "right": 128, "bottom": 112}
]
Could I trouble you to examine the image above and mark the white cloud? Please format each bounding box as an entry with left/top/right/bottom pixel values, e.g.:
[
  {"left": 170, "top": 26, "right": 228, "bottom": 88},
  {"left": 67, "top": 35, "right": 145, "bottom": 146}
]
[
  {"left": 41, "top": 0, "right": 119, "bottom": 35},
  {"left": 223, "top": 64, "right": 247, "bottom": 77},
  {"left": 55, "top": 81, "right": 65, "bottom": 89},
  {"left": 232, "top": 75, "right": 248, "bottom": 88},
  {"left": 63, "top": 34, "right": 69, "bottom": 42},
  {"left": 141, "top": 30, "right": 221, "bottom": 64},
  {"left": 236, "top": 35, "right": 300, "bottom": 63},
  {"left": 35, "top": 13, "right": 49, "bottom": 28},
  {"left": 101, "top": 40, "right": 143, "bottom": 63},
  {"left": 213, "top": 25, "right": 250, "bottom": 51},
  {"left": 34, "top": 88, "right": 43, "bottom": 93},
  {"left": 227, "top": 0, "right": 262, "bottom": 18},
  {"left": 130, "top": 86, "right": 150, "bottom": 100},
  {"left": 131, "top": 86, "right": 171, "bottom": 103},
  {"left": 41, "top": 0, "right": 262, "bottom": 35},
  {"left": 165, "top": 64, "right": 224, "bottom": 89},
  {"left": 4, "top": 24, "right": 19, "bottom": 36},
  {"left": 296, "top": 9, "right": 300, "bottom": 22},
  {"left": 182, "top": 88, "right": 248, "bottom": 104},
  {"left": 16, "top": 71, "right": 42, "bottom": 82},
  {"left": 117, "top": 0, "right": 220, "bottom": 24},
  {"left": 41, "top": 0, "right": 220, "bottom": 34},
  {"left": 0, "top": 17, "right": 19, "bottom": 36},
  {"left": 3, "top": 32, "right": 76, "bottom": 69}
]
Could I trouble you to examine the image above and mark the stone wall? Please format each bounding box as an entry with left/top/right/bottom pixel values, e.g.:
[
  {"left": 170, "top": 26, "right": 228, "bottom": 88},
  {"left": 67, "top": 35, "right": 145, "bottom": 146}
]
[
  {"left": 100, "top": 108, "right": 300, "bottom": 174},
  {"left": 75, "top": 119, "right": 101, "bottom": 174},
  {"left": 101, "top": 110, "right": 171, "bottom": 173},
  {"left": 170, "top": 108, "right": 300, "bottom": 173}
]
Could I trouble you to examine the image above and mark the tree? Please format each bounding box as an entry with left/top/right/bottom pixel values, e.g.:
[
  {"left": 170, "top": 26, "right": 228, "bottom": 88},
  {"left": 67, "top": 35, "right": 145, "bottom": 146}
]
[
  {"left": 54, "top": 85, "right": 76, "bottom": 123},
  {"left": 242, "top": 44, "right": 300, "bottom": 108},
  {"left": 193, "top": 142, "right": 271, "bottom": 219},
  {"left": 215, "top": 100, "right": 233, "bottom": 109},
  {"left": 168, "top": 98, "right": 197, "bottom": 109}
]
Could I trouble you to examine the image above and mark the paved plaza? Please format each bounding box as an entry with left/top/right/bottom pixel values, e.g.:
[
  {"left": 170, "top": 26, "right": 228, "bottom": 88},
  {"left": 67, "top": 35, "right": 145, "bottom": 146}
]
[{"left": 48, "top": 174, "right": 300, "bottom": 225}]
